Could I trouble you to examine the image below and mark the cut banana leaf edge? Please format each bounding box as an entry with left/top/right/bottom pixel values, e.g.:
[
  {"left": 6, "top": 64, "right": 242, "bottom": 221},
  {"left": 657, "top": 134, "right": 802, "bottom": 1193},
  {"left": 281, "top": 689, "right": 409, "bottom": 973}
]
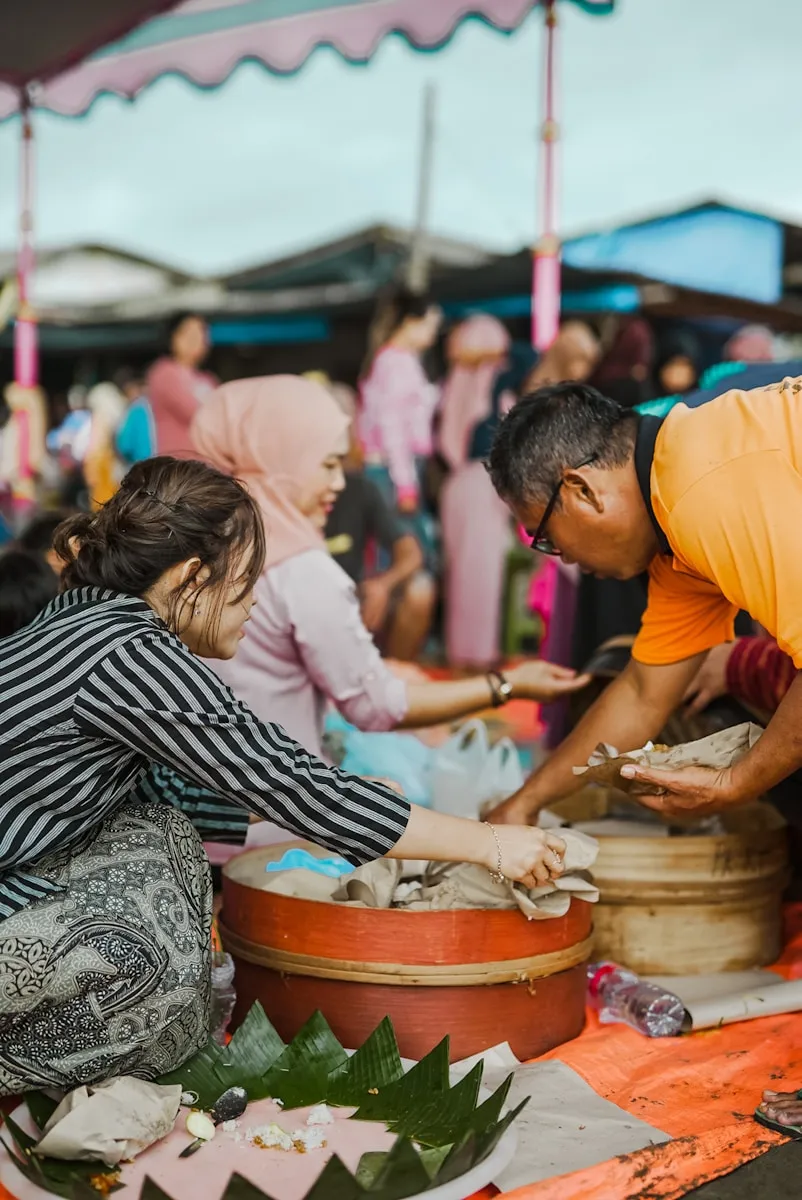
[{"left": 2, "top": 1004, "right": 526, "bottom": 1200}]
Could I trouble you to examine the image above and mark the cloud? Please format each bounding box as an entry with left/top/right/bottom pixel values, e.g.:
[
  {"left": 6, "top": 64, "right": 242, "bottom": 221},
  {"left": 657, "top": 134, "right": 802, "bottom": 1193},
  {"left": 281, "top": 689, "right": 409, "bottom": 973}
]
[{"left": 0, "top": 0, "right": 799, "bottom": 274}]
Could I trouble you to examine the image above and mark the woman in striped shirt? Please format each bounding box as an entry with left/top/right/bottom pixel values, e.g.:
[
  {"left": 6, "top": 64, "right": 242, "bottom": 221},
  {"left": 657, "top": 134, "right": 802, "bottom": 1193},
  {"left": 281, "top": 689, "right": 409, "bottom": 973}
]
[{"left": 0, "top": 456, "right": 564, "bottom": 1095}]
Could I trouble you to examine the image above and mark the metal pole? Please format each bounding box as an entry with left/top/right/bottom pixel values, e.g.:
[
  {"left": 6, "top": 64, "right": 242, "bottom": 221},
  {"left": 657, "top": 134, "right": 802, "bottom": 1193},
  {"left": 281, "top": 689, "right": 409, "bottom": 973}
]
[
  {"left": 532, "top": 0, "right": 560, "bottom": 350},
  {"left": 15, "top": 91, "right": 38, "bottom": 387},
  {"left": 407, "top": 83, "right": 436, "bottom": 292}
]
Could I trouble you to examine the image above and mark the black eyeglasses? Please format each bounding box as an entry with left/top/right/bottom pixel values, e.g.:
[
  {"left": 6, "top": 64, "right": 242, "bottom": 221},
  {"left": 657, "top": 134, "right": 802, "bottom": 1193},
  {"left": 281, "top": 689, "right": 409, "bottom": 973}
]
[{"left": 528, "top": 455, "right": 597, "bottom": 556}]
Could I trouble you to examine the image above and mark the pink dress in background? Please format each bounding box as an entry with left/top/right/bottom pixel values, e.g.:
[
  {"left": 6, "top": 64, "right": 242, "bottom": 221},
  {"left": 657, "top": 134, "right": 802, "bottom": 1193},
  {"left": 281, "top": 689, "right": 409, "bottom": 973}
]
[
  {"left": 440, "top": 461, "right": 512, "bottom": 668},
  {"left": 438, "top": 343, "right": 515, "bottom": 669},
  {"left": 147, "top": 358, "right": 217, "bottom": 457},
  {"left": 358, "top": 346, "right": 438, "bottom": 505}
]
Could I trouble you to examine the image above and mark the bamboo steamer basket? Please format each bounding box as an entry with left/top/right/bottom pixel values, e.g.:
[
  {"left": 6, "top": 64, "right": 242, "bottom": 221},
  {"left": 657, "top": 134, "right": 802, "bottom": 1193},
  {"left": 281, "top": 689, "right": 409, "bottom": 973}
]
[
  {"left": 221, "top": 842, "right": 593, "bottom": 1063},
  {"left": 552, "top": 789, "right": 788, "bottom": 975}
]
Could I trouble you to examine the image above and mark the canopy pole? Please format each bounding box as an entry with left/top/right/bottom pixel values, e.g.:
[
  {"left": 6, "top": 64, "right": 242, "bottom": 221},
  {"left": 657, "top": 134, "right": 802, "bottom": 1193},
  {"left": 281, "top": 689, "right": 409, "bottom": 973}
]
[
  {"left": 15, "top": 91, "right": 38, "bottom": 388},
  {"left": 532, "top": 0, "right": 560, "bottom": 350},
  {"left": 407, "top": 83, "right": 436, "bottom": 293}
]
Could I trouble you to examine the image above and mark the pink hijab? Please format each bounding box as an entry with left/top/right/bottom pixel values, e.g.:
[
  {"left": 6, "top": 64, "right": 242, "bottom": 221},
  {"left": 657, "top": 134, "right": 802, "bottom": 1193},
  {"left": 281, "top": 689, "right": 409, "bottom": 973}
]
[
  {"left": 191, "top": 375, "right": 349, "bottom": 570},
  {"left": 438, "top": 315, "right": 511, "bottom": 470}
]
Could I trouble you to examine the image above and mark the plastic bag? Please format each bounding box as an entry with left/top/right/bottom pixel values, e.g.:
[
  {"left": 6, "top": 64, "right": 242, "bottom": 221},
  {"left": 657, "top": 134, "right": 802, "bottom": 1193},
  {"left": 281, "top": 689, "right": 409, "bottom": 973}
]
[
  {"left": 431, "top": 721, "right": 523, "bottom": 819},
  {"left": 209, "top": 951, "right": 236, "bottom": 1045},
  {"left": 430, "top": 720, "right": 489, "bottom": 817},
  {"left": 476, "top": 736, "right": 524, "bottom": 811},
  {"left": 323, "top": 712, "right": 434, "bottom": 807}
]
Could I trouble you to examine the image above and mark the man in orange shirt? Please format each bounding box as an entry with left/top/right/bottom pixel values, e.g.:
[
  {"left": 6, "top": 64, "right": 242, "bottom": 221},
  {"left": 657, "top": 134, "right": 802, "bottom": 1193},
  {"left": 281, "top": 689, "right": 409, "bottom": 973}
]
[
  {"left": 486, "top": 375, "right": 802, "bottom": 818},
  {"left": 486, "top": 376, "right": 802, "bottom": 1127}
]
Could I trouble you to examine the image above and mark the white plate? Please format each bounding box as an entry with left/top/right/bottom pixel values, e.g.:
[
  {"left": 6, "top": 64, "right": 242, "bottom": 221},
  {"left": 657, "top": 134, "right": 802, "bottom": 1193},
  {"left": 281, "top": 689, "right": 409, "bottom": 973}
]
[{"left": 0, "top": 1093, "right": 517, "bottom": 1200}]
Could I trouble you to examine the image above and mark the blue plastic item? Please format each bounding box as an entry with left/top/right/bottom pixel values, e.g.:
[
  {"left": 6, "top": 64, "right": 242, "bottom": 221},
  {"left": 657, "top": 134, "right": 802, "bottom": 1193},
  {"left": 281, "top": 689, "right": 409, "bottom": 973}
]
[
  {"left": 265, "top": 848, "right": 354, "bottom": 878},
  {"left": 323, "top": 713, "right": 432, "bottom": 807}
]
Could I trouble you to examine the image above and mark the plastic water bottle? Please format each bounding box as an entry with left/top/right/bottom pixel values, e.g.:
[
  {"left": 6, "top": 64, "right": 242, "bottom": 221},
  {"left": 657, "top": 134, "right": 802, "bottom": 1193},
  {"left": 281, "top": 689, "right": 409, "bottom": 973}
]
[
  {"left": 209, "top": 950, "right": 237, "bottom": 1045},
  {"left": 587, "top": 961, "right": 685, "bottom": 1038}
]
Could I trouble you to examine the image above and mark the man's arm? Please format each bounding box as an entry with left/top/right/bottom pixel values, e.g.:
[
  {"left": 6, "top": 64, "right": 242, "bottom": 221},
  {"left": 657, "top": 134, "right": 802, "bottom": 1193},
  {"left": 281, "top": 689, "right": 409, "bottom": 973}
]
[
  {"left": 629, "top": 674, "right": 802, "bottom": 816},
  {"left": 488, "top": 653, "right": 705, "bottom": 823}
]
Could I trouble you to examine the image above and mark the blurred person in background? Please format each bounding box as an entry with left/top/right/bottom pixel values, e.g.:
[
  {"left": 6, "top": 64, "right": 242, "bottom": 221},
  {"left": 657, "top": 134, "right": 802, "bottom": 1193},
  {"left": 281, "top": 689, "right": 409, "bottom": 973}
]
[
  {"left": 47, "top": 384, "right": 92, "bottom": 508},
  {"left": 324, "top": 380, "right": 435, "bottom": 661},
  {"left": 0, "top": 383, "right": 48, "bottom": 528},
  {"left": 0, "top": 548, "right": 58, "bottom": 639},
  {"left": 438, "top": 314, "right": 515, "bottom": 670},
  {"left": 696, "top": 323, "right": 779, "bottom": 397},
  {"left": 724, "top": 323, "right": 775, "bottom": 363},
  {"left": 147, "top": 312, "right": 216, "bottom": 457},
  {"left": 523, "top": 320, "right": 600, "bottom": 394},
  {"left": 685, "top": 636, "right": 795, "bottom": 722},
  {"left": 0, "top": 395, "right": 12, "bottom": 543},
  {"left": 654, "top": 329, "right": 702, "bottom": 397},
  {"left": 115, "top": 367, "right": 155, "bottom": 465},
  {"left": 192, "top": 375, "right": 586, "bottom": 771},
  {"left": 358, "top": 286, "right": 441, "bottom": 563},
  {"left": 83, "top": 381, "right": 127, "bottom": 508},
  {"left": 17, "top": 508, "right": 73, "bottom": 575},
  {"left": 591, "top": 318, "right": 655, "bottom": 409}
]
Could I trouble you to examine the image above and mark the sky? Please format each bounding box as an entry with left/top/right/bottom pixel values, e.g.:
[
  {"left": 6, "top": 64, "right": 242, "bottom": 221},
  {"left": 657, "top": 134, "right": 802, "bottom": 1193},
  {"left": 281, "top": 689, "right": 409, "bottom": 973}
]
[{"left": 0, "top": 0, "right": 799, "bottom": 276}]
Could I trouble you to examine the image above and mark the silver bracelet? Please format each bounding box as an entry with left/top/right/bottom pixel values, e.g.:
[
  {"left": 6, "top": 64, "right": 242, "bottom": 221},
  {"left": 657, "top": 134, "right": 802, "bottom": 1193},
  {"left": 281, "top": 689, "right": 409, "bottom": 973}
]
[{"left": 484, "top": 821, "right": 505, "bottom": 883}]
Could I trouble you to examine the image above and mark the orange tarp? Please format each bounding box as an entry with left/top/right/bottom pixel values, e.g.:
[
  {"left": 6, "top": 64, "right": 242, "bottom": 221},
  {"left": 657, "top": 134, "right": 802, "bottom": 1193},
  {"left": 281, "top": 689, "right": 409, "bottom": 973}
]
[
  {"left": 468, "top": 904, "right": 802, "bottom": 1200},
  {"left": 3, "top": 917, "right": 802, "bottom": 1200}
]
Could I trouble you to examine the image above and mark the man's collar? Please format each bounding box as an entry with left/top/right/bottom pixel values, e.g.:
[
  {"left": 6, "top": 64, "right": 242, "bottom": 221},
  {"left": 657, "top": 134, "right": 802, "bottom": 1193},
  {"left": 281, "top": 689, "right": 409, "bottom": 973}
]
[{"left": 634, "top": 415, "right": 672, "bottom": 556}]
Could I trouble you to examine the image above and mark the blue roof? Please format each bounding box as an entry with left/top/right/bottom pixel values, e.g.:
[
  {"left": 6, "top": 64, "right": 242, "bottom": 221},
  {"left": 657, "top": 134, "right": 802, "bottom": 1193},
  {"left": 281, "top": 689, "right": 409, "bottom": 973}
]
[{"left": 563, "top": 203, "right": 784, "bottom": 306}]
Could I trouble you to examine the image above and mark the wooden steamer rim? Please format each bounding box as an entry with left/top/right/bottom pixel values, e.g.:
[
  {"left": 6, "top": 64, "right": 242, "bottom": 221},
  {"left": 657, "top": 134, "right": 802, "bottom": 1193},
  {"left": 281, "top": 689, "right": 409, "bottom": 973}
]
[
  {"left": 222, "top": 842, "right": 594, "bottom": 968},
  {"left": 219, "top": 920, "right": 594, "bottom": 987}
]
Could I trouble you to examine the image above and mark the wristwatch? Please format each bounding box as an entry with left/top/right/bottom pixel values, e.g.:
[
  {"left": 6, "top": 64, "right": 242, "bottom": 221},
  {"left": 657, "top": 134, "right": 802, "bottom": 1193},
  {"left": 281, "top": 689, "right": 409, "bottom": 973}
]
[{"left": 486, "top": 670, "right": 513, "bottom": 708}]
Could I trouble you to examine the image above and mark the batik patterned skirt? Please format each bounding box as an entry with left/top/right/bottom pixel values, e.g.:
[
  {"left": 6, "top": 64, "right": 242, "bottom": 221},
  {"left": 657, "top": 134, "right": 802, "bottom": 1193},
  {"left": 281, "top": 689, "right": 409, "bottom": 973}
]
[{"left": 0, "top": 798, "right": 212, "bottom": 1096}]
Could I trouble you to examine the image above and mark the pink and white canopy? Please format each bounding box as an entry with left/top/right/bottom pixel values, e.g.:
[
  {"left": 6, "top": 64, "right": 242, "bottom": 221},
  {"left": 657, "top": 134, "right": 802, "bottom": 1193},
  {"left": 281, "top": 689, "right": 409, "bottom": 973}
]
[
  {"left": 0, "top": 0, "right": 614, "bottom": 119},
  {"left": 3, "top": 0, "right": 614, "bottom": 385}
]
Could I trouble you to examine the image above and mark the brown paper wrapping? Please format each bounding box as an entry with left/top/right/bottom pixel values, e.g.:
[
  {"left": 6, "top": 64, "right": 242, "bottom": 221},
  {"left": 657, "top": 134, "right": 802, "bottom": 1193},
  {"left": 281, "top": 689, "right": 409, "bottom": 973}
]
[
  {"left": 258, "top": 830, "right": 599, "bottom": 920},
  {"left": 572, "top": 723, "right": 763, "bottom": 796},
  {"left": 34, "top": 1078, "right": 182, "bottom": 1165}
]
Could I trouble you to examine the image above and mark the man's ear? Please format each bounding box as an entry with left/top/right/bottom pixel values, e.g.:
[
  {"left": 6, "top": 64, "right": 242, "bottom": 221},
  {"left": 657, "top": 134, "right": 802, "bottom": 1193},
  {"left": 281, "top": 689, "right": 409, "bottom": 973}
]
[{"left": 562, "top": 468, "right": 604, "bottom": 514}]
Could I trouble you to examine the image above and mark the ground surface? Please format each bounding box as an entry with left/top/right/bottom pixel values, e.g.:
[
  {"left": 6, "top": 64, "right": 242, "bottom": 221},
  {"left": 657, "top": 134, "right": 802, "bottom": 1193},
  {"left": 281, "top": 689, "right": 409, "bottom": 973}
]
[{"left": 689, "top": 1140, "right": 802, "bottom": 1198}]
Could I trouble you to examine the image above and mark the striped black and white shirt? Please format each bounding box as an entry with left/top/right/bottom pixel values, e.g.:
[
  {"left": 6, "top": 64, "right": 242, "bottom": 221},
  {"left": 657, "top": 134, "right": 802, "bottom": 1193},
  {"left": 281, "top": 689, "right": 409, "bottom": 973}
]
[{"left": 0, "top": 588, "right": 410, "bottom": 919}]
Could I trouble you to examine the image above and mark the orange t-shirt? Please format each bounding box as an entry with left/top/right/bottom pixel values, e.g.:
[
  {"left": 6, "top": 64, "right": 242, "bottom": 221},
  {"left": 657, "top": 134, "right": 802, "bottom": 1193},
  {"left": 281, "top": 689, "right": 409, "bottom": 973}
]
[{"left": 632, "top": 376, "right": 802, "bottom": 669}]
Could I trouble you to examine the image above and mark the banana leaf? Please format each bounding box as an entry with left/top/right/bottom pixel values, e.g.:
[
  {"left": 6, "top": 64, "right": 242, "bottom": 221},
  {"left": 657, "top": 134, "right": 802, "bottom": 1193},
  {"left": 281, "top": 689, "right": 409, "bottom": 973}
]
[
  {"left": 4, "top": 1004, "right": 525, "bottom": 1200},
  {"left": 1, "top": 1113, "right": 122, "bottom": 1199}
]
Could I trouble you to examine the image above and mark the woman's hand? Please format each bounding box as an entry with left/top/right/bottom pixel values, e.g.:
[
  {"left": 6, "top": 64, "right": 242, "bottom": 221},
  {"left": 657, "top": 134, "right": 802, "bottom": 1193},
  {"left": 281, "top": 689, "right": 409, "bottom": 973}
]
[
  {"left": 486, "top": 823, "right": 566, "bottom": 888},
  {"left": 507, "top": 661, "right": 592, "bottom": 703},
  {"left": 683, "top": 642, "right": 736, "bottom": 714}
]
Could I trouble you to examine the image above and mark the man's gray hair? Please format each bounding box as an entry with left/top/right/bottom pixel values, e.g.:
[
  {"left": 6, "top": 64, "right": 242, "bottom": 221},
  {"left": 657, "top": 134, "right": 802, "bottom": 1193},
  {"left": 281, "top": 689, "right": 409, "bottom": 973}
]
[{"left": 488, "top": 382, "right": 637, "bottom": 506}]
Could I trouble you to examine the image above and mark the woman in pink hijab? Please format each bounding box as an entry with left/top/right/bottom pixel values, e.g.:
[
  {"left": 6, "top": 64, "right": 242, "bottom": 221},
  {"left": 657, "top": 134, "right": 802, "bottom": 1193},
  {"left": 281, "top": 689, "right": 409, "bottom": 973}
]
[
  {"left": 438, "top": 315, "right": 516, "bottom": 669},
  {"left": 191, "top": 375, "right": 585, "bottom": 767}
]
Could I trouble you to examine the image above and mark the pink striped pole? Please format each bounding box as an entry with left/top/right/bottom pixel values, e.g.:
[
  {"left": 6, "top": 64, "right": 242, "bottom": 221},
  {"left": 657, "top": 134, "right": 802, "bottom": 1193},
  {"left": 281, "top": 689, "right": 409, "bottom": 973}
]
[
  {"left": 15, "top": 94, "right": 38, "bottom": 388},
  {"left": 532, "top": 0, "right": 560, "bottom": 351}
]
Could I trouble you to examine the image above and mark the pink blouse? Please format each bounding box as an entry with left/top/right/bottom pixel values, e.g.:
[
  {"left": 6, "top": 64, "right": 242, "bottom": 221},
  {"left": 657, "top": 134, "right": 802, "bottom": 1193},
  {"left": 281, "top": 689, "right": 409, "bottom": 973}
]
[
  {"left": 358, "top": 347, "right": 439, "bottom": 502},
  {"left": 212, "top": 549, "right": 409, "bottom": 761},
  {"left": 147, "top": 358, "right": 217, "bottom": 458}
]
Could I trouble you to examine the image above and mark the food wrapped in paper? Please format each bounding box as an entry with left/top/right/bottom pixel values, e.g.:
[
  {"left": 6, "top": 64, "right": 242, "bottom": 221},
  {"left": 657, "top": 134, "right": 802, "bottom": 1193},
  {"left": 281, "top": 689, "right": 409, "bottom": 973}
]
[
  {"left": 259, "top": 831, "right": 600, "bottom": 919},
  {"left": 572, "top": 723, "right": 763, "bottom": 795},
  {"left": 34, "top": 1078, "right": 182, "bottom": 1165}
]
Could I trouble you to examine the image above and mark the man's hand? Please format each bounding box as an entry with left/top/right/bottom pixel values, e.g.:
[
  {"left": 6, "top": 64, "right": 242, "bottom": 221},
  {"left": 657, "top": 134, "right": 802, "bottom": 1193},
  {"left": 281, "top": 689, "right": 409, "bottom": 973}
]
[
  {"left": 359, "top": 577, "right": 392, "bottom": 632},
  {"left": 683, "top": 642, "right": 736, "bottom": 714},
  {"left": 619, "top": 761, "right": 740, "bottom": 817},
  {"left": 482, "top": 792, "right": 539, "bottom": 826}
]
